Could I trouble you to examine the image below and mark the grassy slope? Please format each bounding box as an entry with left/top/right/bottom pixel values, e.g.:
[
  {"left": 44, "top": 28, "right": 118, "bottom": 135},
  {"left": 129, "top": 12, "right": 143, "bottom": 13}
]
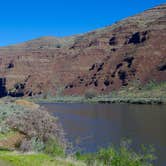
[{"left": 0, "top": 151, "right": 85, "bottom": 166}]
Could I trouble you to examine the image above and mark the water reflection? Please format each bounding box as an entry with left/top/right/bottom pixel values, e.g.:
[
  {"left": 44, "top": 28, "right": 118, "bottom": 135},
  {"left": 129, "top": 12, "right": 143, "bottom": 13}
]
[{"left": 41, "top": 103, "right": 166, "bottom": 166}]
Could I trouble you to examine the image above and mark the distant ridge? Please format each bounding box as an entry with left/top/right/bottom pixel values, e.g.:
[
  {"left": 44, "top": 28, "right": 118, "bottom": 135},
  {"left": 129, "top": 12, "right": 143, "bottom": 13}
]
[{"left": 2, "top": 36, "right": 80, "bottom": 49}]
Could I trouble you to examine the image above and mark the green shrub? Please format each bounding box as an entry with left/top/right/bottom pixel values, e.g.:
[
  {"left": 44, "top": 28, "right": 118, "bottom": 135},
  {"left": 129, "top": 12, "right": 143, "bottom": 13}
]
[
  {"left": 143, "top": 80, "right": 158, "bottom": 90},
  {"left": 44, "top": 138, "right": 65, "bottom": 157},
  {"left": 77, "top": 140, "right": 156, "bottom": 166},
  {"left": 31, "top": 137, "right": 45, "bottom": 152}
]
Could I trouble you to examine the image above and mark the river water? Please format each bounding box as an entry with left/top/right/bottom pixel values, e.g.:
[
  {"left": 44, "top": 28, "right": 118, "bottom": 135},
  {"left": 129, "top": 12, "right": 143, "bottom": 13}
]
[{"left": 41, "top": 103, "right": 166, "bottom": 166}]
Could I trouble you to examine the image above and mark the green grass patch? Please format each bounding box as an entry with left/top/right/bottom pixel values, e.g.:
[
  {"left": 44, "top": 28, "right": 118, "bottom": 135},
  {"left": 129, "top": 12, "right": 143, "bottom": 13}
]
[{"left": 0, "top": 151, "right": 85, "bottom": 166}]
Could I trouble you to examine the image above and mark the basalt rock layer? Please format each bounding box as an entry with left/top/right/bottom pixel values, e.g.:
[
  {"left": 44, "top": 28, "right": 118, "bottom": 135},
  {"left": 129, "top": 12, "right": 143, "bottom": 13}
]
[{"left": 0, "top": 4, "right": 166, "bottom": 96}]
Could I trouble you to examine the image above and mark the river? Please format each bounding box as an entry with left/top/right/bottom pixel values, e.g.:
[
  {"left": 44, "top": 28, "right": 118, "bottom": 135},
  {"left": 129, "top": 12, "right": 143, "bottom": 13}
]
[{"left": 41, "top": 103, "right": 166, "bottom": 166}]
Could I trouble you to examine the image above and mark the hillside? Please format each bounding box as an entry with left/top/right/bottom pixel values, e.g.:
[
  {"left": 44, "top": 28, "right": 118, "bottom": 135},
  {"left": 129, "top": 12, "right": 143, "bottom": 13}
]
[{"left": 0, "top": 4, "right": 166, "bottom": 97}]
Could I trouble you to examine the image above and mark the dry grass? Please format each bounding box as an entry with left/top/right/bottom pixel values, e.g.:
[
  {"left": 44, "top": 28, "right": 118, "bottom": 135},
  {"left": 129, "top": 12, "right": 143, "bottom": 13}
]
[
  {"left": 15, "top": 100, "right": 40, "bottom": 109},
  {"left": 0, "top": 132, "right": 25, "bottom": 150}
]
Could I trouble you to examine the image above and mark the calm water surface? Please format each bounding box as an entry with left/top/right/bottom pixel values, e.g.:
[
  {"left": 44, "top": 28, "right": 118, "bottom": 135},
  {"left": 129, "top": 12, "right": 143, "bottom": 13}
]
[{"left": 41, "top": 103, "right": 166, "bottom": 166}]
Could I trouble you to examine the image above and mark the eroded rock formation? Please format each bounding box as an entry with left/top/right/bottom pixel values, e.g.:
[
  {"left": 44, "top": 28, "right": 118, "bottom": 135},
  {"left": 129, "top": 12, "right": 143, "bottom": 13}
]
[{"left": 0, "top": 4, "right": 166, "bottom": 96}]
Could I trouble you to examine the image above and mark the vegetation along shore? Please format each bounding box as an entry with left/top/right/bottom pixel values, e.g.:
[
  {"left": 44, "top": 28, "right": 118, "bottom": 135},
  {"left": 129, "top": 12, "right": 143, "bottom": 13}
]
[
  {"left": 28, "top": 81, "right": 166, "bottom": 104},
  {"left": 0, "top": 99, "right": 157, "bottom": 166}
]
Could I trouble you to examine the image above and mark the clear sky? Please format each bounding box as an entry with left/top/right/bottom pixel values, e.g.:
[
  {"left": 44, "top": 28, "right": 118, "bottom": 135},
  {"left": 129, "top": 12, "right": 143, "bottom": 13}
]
[{"left": 0, "top": 0, "right": 165, "bottom": 46}]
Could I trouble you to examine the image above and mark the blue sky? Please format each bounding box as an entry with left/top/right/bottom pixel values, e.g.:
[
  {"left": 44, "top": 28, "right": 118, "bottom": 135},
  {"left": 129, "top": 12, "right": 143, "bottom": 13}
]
[{"left": 0, "top": 0, "right": 165, "bottom": 46}]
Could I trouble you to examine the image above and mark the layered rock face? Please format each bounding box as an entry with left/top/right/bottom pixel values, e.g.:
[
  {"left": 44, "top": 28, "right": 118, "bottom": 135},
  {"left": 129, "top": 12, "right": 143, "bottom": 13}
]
[
  {"left": 0, "top": 4, "right": 166, "bottom": 96},
  {"left": 0, "top": 78, "right": 7, "bottom": 97}
]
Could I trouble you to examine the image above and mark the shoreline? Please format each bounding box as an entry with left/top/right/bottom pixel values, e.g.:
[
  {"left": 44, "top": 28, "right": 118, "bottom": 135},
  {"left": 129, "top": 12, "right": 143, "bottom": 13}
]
[
  {"left": 1, "top": 81, "right": 166, "bottom": 105},
  {"left": 30, "top": 96, "right": 166, "bottom": 105}
]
